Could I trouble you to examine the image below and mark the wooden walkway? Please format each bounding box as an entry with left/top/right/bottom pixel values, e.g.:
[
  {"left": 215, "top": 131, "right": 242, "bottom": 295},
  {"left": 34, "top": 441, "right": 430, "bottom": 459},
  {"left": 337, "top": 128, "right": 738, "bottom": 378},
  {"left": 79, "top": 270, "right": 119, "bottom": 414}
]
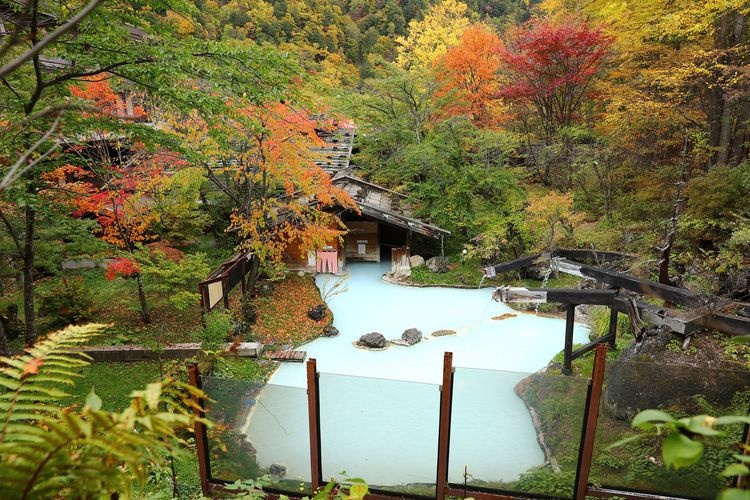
[{"left": 266, "top": 349, "right": 307, "bottom": 362}]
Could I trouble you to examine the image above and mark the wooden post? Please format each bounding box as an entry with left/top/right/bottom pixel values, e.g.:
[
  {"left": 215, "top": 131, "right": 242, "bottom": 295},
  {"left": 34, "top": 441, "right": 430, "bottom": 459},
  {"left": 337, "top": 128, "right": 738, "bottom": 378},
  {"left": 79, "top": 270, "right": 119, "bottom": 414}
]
[
  {"left": 188, "top": 364, "right": 212, "bottom": 496},
  {"left": 563, "top": 304, "right": 577, "bottom": 375},
  {"left": 607, "top": 306, "right": 618, "bottom": 349},
  {"left": 306, "top": 358, "right": 323, "bottom": 492},
  {"left": 199, "top": 284, "right": 206, "bottom": 327},
  {"left": 222, "top": 279, "right": 229, "bottom": 309},
  {"left": 573, "top": 343, "right": 607, "bottom": 500},
  {"left": 436, "top": 352, "right": 454, "bottom": 499}
]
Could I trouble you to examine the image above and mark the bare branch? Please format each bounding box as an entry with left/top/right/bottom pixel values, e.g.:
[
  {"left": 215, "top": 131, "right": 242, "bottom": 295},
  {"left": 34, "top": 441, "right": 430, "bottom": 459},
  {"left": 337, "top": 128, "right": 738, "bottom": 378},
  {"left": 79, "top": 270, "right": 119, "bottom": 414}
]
[
  {"left": 0, "top": 112, "right": 62, "bottom": 193},
  {"left": 43, "top": 57, "right": 155, "bottom": 88}
]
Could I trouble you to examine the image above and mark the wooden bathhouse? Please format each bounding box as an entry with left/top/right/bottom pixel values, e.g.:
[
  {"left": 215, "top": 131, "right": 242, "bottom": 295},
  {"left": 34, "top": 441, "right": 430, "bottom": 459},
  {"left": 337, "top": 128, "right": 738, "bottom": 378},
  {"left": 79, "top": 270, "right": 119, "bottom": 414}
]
[{"left": 282, "top": 126, "right": 450, "bottom": 273}]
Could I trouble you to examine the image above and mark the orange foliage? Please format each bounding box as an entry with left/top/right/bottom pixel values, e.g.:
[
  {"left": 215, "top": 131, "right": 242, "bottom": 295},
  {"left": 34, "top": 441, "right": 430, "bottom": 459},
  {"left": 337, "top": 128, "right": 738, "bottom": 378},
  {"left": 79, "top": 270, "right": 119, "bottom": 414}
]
[
  {"left": 216, "top": 102, "right": 356, "bottom": 262},
  {"left": 69, "top": 79, "right": 147, "bottom": 121},
  {"left": 434, "top": 24, "right": 505, "bottom": 126},
  {"left": 105, "top": 257, "right": 141, "bottom": 281}
]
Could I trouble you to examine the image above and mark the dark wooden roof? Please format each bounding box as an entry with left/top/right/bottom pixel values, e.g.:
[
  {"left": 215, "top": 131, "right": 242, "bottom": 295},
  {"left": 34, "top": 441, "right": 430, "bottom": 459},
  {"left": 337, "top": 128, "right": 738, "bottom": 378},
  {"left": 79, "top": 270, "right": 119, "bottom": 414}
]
[
  {"left": 332, "top": 172, "right": 450, "bottom": 238},
  {"left": 312, "top": 127, "right": 354, "bottom": 173}
]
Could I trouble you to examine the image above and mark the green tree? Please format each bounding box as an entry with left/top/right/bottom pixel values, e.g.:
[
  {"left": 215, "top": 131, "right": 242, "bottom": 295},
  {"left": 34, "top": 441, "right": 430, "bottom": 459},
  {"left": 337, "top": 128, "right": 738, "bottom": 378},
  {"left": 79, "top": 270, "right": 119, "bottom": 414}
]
[{"left": 0, "top": 0, "right": 297, "bottom": 342}]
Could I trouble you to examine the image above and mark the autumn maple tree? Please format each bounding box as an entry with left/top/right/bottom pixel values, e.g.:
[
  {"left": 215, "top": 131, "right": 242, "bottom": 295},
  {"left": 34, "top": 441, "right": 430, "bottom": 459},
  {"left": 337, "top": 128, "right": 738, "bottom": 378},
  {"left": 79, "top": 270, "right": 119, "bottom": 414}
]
[
  {"left": 499, "top": 17, "right": 612, "bottom": 139},
  {"left": 395, "top": 0, "right": 470, "bottom": 71},
  {"left": 165, "top": 101, "right": 356, "bottom": 264},
  {"left": 434, "top": 24, "right": 505, "bottom": 126},
  {"left": 46, "top": 80, "right": 207, "bottom": 323}
]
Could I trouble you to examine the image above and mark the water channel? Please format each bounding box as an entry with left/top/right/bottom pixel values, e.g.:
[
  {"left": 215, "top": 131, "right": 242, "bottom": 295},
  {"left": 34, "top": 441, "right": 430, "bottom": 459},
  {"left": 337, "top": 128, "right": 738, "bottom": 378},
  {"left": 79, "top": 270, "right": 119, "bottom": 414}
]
[{"left": 241, "top": 261, "right": 589, "bottom": 486}]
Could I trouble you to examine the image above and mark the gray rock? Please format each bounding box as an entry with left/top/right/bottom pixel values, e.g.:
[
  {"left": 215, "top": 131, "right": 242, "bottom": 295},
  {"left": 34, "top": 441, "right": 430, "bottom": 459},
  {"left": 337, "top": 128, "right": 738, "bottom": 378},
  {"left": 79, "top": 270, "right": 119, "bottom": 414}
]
[
  {"left": 307, "top": 304, "right": 326, "bottom": 321},
  {"left": 426, "top": 256, "right": 450, "bottom": 273},
  {"left": 322, "top": 325, "right": 339, "bottom": 337},
  {"left": 402, "top": 328, "right": 422, "bottom": 345},
  {"left": 358, "top": 332, "right": 388, "bottom": 349},
  {"left": 393, "top": 267, "right": 411, "bottom": 279},
  {"left": 431, "top": 329, "right": 456, "bottom": 337},
  {"left": 409, "top": 255, "right": 425, "bottom": 268},
  {"left": 268, "top": 463, "right": 287, "bottom": 477},
  {"left": 61, "top": 259, "right": 99, "bottom": 270}
]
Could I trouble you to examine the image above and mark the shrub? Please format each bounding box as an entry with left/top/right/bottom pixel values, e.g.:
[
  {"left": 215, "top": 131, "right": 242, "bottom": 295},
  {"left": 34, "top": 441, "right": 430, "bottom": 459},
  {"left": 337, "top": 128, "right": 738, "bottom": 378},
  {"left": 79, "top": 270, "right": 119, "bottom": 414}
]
[
  {"left": 38, "top": 278, "right": 94, "bottom": 327},
  {"left": 515, "top": 468, "right": 576, "bottom": 497},
  {"left": 139, "top": 250, "right": 211, "bottom": 310},
  {"left": 201, "top": 311, "right": 233, "bottom": 350}
]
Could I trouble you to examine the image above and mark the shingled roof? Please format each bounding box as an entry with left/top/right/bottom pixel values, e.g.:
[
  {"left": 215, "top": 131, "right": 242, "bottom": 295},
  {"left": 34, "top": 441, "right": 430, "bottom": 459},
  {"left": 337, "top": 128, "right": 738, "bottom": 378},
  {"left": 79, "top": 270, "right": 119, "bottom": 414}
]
[{"left": 331, "top": 172, "right": 450, "bottom": 238}]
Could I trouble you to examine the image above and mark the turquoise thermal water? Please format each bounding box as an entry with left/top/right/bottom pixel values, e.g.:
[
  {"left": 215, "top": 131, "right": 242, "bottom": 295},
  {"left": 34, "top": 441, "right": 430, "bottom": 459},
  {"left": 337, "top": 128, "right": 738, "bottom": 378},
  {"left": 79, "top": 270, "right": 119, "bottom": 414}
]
[{"left": 242, "top": 262, "right": 589, "bottom": 486}]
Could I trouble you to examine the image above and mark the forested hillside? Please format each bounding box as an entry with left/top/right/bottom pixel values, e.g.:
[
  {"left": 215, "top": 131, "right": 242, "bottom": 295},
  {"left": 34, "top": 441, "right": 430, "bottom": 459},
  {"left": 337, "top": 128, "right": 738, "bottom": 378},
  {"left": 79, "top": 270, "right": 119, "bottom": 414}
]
[{"left": 1, "top": 0, "right": 750, "bottom": 497}]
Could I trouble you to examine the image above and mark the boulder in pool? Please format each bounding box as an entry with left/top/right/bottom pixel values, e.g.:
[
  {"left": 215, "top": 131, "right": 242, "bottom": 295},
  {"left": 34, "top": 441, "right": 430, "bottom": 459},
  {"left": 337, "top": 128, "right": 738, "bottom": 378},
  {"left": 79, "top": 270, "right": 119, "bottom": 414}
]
[
  {"left": 268, "top": 463, "right": 287, "bottom": 477},
  {"left": 322, "top": 325, "right": 339, "bottom": 337},
  {"left": 358, "top": 332, "right": 388, "bottom": 349},
  {"left": 402, "top": 328, "right": 422, "bottom": 345},
  {"left": 426, "top": 256, "right": 450, "bottom": 273},
  {"left": 307, "top": 304, "right": 326, "bottom": 321}
]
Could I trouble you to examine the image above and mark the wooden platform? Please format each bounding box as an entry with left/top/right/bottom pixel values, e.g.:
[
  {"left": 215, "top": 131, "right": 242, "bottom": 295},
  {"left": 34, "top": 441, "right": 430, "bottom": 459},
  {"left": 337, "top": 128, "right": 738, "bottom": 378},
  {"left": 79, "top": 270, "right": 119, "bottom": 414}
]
[{"left": 266, "top": 350, "right": 307, "bottom": 362}]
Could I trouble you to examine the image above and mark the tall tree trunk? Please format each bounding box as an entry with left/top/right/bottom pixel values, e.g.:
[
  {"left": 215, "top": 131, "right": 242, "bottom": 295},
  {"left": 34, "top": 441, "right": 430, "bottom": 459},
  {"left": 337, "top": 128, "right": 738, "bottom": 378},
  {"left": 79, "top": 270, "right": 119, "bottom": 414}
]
[
  {"left": 23, "top": 201, "right": 36, "bottom": 345},
  {"left": 730, "top": 104, "right": 749, "bottom": 164},
  {"left": 717, "top": 99, "right": 735, "bottom": 166},
  {"left": 708, "top": 11, "right": 746, "bottom": 168},
  {"left": 134, "top": 272, "right": 151, "bottom": 323}
]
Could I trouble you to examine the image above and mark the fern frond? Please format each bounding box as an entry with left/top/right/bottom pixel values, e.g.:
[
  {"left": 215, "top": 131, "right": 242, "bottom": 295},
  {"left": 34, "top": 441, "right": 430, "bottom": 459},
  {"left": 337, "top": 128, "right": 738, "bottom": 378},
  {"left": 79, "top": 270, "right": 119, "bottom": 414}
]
[
  {"left": 0, "top": 323, "right": 106, "bottom": 446},
  {"left": 0, "top": 325, "right": 209, "bottom": 499}
]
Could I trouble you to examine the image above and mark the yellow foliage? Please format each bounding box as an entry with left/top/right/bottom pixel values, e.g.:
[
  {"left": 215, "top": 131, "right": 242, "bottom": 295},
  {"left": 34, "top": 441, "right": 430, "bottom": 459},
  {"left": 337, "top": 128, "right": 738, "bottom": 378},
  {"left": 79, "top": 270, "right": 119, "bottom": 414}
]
[
  {"left": 395, "top": 0, "right": 471, "bottom": 71},
  {"left": 526, "top": 191, "right": 583, "bottom": 250},
  {"left": 164, "top": 10, "right": 196, "bottom": 36}
]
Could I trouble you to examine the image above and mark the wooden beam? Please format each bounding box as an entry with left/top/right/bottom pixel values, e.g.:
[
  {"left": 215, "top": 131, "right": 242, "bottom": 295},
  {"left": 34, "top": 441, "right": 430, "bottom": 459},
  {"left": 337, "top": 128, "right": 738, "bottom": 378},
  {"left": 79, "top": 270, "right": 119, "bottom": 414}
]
[
  {"left": 563, "top": 305, "right": 577, "bottom": 375},
  {"left": 494, "top": 287, "right": 616, "bottom": 305},
  {"left": 697, "top": 312, "right": 750, "bottom": 336},
  {"left": 484, "top": 254, "right": 543, "bottom": 277},
  {"left": 555, "top": 258, "right": 704, "bottom": 308},
  {"left": 607, "top": 307, "right": 618, "bottom": 349},
  {"left": 572, "top": 333, "right": 615, "bottom": 359},
  {"left": 553, "top": 259, "right": 750, "bottom": 336},
  {"left": 611, "top": 297, "right": 703, "bottom": 336},
  {"left": 494, "top": 285, "right": 709, "bottom": 336}
]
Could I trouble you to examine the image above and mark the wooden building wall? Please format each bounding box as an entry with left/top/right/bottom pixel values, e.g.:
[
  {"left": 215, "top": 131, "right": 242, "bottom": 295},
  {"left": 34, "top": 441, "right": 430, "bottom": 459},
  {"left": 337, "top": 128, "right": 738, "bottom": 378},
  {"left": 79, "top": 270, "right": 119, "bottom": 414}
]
[
  {"left": 344, "top": 221, "right": 380, "bottom": 262},
  {"left": 283, "top": 236, "right": 344, "bottom": 272}
]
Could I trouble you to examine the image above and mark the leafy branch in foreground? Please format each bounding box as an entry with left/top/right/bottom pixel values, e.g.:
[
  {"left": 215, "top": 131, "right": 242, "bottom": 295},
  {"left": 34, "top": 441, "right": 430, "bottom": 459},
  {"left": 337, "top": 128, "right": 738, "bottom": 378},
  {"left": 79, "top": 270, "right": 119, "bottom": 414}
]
[
  {"left": 224, "top": 476, "right": 370, "bottom": 500},
  {"left": 0, "top": 324, "right": 209, "bottom": 499},
  {"left": 609, "top": 409, "right": 750, "bottom": 500}
]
